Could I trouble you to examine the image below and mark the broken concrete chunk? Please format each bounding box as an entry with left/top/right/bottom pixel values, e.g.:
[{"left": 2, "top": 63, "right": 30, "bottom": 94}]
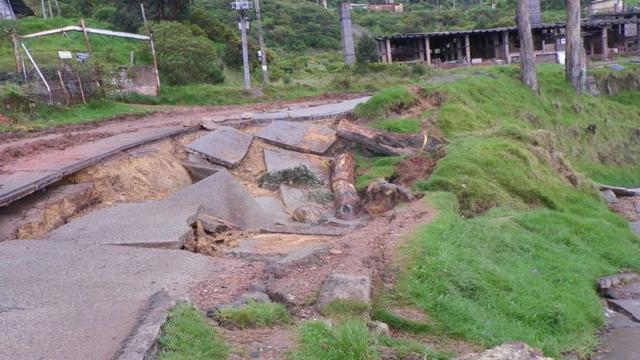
[
  {"left": 256, "top": 121, "right": 336, "bottom": 155},
  {"left": 180, "top": 153, "right": 222, "bottom": 182},
  {"left": 279, "top": 185, "right": 308, "bottom": 210},
  {"left": 318, "top": 273, "right": 371, "bottom": 307},
  {"left": 264, "top": 149, "right": 331, "bottom": 184},
  {"left": 608, "top": 299, "right": 640, "bottom": 322},
  {"left": 188, "top": 208, "right": 239, "bottom": 234},
  {"left": 459, "top": 342, "right": 552, "bottom": 360},
  {"left": 601, "top": 189, "right": 617, "bottom": 204},
  {"left": 254, "top": 196, "right": 290, "bottom": 225},
  {"left": 186, "top": 126, "right": 253, "bottom": 167},
  {"left": 631, "top": 221, "right": 640, "bottom": 236}
]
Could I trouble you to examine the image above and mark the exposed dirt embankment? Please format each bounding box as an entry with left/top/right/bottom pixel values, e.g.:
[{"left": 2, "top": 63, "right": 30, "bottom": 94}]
[{"left": 594, "top": 69, "right": 640, "bottom": 95}]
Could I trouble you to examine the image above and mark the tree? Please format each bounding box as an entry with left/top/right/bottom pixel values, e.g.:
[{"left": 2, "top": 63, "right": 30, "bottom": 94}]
[
  {"left": 516, "top": 0, "right": 538, "bottom": 93},
  {"left": 356, "top": 35, "right": 379, "bottom": 64},
  {"left": 565, "top": 0, "right": 587, "bottom": 93},
  {"left": 150, "top": 22, "right": 224, "bottom": 85}
]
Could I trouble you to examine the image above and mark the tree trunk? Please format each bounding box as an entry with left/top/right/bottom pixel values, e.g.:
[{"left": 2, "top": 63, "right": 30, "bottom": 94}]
[
  {"left": 516, "top": 0, "right": 539, "bottom": 93},
  {"left": 566, "top": 0, "right": 588, "bottom": 93},
  {"left": 332, "top": 151, "right": 360, "bottom": 220},
  {"left": 336, "top": 120, "right": 431, "bottom": 156}
]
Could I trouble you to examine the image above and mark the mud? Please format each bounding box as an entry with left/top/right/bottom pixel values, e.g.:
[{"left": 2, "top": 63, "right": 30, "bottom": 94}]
[
  {"left": 392, "top": 153, "right": 442, "bottom": 187},
  {"left": 0, "top": 132, "right": 114, "bottom": 166},
  {"left": 68, "top": 139, "right": 192, "bottom": 206}
]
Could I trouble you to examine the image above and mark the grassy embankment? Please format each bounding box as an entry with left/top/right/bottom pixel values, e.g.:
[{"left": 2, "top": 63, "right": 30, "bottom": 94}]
[{"left": 354, "top": 64, "right": 640, "bottom": 358}]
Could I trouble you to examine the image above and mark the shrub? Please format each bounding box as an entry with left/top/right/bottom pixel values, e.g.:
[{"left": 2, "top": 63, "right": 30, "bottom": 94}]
[
  {"left": 150, "top": 22, "right": 224, "bottom": 85},
  {"left": 356, "top": 35, "right": 379, "bottom": 64}
]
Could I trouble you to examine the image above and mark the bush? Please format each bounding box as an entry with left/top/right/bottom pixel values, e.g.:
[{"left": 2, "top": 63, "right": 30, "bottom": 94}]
[
  {"left": 150, "top": 22, "right": 224, "bottom": 85},
  {"left": 356, "top": 35, "right": 379, "bottom": 64}
]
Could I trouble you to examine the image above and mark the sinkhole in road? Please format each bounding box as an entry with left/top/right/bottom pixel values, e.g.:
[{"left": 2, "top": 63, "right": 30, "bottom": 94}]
[{"left": 0, "top": 132, "right": 203, "bottom": 241}]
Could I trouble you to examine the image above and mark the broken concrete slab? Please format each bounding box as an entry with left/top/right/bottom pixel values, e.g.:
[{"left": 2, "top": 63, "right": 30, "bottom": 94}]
[
  {"left": 0, "top": 240, "right": 219, "bottom": 360},
  {"left": 608, "top": 300, "right": 640, "bottom": 322},
  {"left": 279, "top": 185, "right": 308, "bottom": 210},
  {"left": 254, "top": 196, "right": 290, "bottom": 225},
  {"left": 256, "top": 121, "right": 337, "bottom": 155},
  {"left": 46, "top": 170, "right": 271, "bottom": 247},
  {"left": 261, "top": 223, "right": 350, "bottom": 236},
  {"left": 180, "top": 154, "right": 223, "bottom": 182},
  {"left": 264, "top": 149, "right": 331, "bottom": 184},
  {"left": 595, "top": 327, "right": 640, "bottom": 360},
  {"left": 186, "top": 126, "right": 253, "bottom": 167},
  {"left": 318, "top": 273, "right": 371, "bottom": 307}
]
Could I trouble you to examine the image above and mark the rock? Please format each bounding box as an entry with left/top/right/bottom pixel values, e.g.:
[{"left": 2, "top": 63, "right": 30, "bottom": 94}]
[
  {"left": 318, "top": 273, "right": 371, "bottom": 307},
  {"left": 292, "top": 204, "right": 327, "bottom": 225},
  {"left": 608, "top": 63, "right": 625, "bottom": 72},
  {"left": 329, "top": 248, "right": 343, "bottom": 255},
  {"left": 370, "top": 321, "right": 390, "bottom": 336},
  {"left": 459, "top": 342, "right": 553, "bottom": 360},
  {"left": 601, "top": 189, "right": 617, "bottom": 204},
  {"left": 241, "top": 291, "right": 271, "bottom": 304},
  {"left": 631, "top": 221, "right": 640, "bottom": 236},
  {"left": 247, "top": 282, "right": 268, "bottom": 293},
  {"left": 598, "top": 272, "right": 640, "bottom": 298}
]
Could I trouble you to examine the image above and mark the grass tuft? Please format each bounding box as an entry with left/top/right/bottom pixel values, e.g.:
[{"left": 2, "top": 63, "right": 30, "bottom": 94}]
[
  {"left": 157, "top": 304, "right": 228, "bottom": 360},
  {"left": 290, "top": 320, "right": 378, "bottom": 360},
  {"left": 215, "top": 301, "right": 291, "bottom": 329},
  {"left": 260, "top": 166, "right": 320, "bottom": 190},
  {"left": 321, "top": 299, "right": 370, "bottom": 321}
]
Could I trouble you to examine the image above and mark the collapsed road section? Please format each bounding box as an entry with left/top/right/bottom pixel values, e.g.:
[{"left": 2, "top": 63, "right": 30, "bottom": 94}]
[{"left": 0, "top": 95, "right": 446, "bottom": 360}]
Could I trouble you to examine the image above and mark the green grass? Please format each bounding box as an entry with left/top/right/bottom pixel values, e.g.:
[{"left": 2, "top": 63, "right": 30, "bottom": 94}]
[
  {"left": 0, "top": 17, "right": 148, "bottom": 72},
  {"left": 290, "top": 321, "right": 378, "bottom": 360},
  {"left": 290, "top": 320, "right": 445, "bottom": 360},
  {"left": 321, "top": 299, "right": 371, "bottom": 321},
  {"left": 157, "top": 304, "right": 228, "bottom": 360},
  {"left": 353, "top": 86, "right": 417, "bottom": 120},
  {"left": 430, "top": 64, "right": 640, "bottom": 188},
  {"left": 365, "top": 64, "right": 640, "bottom": 357},
  {"left": 371, "top": 118, "right": 421, "bottom": 133},
  {"left": 27, "top": 100, "right": 146, "bottom": 130},
  {"left": 355, "top": 152, "right": 404, "bottom": 190},
  {"left": 214, "top": 301, "right": 291, "bottom": 329}
]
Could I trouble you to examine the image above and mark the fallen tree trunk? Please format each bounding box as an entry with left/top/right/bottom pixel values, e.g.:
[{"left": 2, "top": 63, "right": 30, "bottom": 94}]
[
  {"left": 332, "top": 151, "right": 360, "bottom": 220},
  {"left": 336, "top": 120, "right": 434, "bottom": 156}
]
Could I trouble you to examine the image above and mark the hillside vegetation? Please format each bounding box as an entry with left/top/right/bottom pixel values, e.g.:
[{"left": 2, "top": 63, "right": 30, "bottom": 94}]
[{"left": 354, "top": 64, "right": 640, "bottom": 357}]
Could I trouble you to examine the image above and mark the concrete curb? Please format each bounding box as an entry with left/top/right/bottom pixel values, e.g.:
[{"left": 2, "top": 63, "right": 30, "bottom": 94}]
[{"left": 113, "top": 290, "right": 176, "bottom": 360}]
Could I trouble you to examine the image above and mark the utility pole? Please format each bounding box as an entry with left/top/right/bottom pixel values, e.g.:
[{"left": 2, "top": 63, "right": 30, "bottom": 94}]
[
  {"left": 253, "top": 0, "right": 269, "bottom": 84},
  {"left": 232, "top": 1, "right": 252, "bottom": 92}
]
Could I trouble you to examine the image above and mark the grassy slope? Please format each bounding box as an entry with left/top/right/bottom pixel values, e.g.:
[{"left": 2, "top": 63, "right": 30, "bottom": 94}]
[
  {"left": 362, "top": 65, "right": 640, "bottom": 357},
  {"left": 0, "top": 17, "right": 147, "bottom": 73}
]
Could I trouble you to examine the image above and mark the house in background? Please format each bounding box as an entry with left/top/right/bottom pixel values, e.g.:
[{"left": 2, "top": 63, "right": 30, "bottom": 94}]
[{"left": 0, "top": 0, "right": 34, "bottom": 20}]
